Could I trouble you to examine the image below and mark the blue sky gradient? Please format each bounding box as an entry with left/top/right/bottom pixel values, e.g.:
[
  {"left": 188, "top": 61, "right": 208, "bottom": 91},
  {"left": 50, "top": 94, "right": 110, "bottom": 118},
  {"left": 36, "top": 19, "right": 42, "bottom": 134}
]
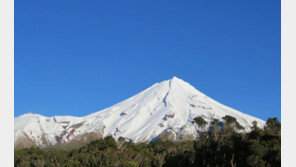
[{"left": 15, "top": 0, "right": 281, "bottom": 121}]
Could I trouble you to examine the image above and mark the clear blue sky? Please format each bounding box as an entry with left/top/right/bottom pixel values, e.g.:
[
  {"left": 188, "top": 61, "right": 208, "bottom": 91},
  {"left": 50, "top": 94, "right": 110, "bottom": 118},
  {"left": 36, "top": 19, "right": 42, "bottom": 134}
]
[{"left": 15, "top": 0, "right": 281, "bottom": 121}]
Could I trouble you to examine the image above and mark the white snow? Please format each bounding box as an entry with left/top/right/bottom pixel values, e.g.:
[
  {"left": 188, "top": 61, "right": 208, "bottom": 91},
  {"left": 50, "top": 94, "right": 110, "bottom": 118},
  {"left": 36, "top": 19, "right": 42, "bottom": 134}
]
[{"left": 14, "top": 77, "right": 266, "bottom": 147}]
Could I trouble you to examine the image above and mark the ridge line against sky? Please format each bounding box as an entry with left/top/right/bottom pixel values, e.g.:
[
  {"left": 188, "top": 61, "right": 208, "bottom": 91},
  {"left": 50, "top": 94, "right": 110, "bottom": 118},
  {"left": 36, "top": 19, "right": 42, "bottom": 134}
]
[{"left": 15, "top": 0, "right": 280, "bottom": 121}]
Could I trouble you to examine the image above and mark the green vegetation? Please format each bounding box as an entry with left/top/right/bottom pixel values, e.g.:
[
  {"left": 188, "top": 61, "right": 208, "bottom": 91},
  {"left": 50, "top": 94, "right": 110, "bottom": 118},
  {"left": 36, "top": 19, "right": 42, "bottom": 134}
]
[
  {"left": 123, "top": 161, "right": 138, "bottom": 167},
  {"left": 15, "top": 116, "right": 281, "bottom": 167},
  {"left": 192, "top": 117, "right": 207, "bottom": 128}
]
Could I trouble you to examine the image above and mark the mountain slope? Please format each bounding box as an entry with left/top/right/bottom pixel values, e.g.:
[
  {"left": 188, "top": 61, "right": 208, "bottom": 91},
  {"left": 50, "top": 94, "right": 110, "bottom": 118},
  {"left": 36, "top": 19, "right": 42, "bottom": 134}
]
[{"left": 14, "top": 77, "right": 265, "bottom": 148}]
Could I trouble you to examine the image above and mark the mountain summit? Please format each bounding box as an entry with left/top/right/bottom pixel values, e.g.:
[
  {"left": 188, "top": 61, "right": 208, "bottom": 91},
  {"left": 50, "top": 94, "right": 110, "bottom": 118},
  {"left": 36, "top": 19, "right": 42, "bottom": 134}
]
[{"left": 14, "top": 77, "right": 265, "bottom": 148}]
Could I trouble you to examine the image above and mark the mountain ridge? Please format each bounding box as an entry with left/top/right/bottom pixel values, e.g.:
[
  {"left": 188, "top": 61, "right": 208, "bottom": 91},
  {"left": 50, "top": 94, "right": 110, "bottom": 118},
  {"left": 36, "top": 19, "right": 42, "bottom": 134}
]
[{"left": 14, "top": 77, "right": 265, "bottom": 149}]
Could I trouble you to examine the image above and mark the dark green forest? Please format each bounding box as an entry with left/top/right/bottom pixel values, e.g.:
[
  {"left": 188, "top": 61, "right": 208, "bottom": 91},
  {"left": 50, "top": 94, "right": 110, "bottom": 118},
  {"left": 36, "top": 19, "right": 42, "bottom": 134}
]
[{"left": 15, "top": 116, "right": 281, "bottom": 167}]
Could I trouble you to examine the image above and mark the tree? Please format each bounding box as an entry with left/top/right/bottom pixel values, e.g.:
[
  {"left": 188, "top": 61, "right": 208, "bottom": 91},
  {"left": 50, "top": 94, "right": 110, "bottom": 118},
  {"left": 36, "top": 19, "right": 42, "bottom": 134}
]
[
  {"left": 208, "top": 119, "right": 219, "bottom": 141},
  {"left": 87, "top": 135, "right": 117, "bottom": 151},
  {"left": 222, "top": 115, "right": 237, "bottom": 125},
  {"left": 193, "top": 117, "right": 207, "bottom": 128},
  {"left": 248, "top": 121, "right": 263, "bottom": 140},
  {"left": 252, "top": 121, "right": 258, "bottom": 130},
  {"left": 264, "top": 117, "right": 281, "bottom": 135},
  {"left": 222, "top": 115, "right": 244, "bottom": 130},
  {"left": 193, "top": 117, "right": 208, "bottom": 135}
]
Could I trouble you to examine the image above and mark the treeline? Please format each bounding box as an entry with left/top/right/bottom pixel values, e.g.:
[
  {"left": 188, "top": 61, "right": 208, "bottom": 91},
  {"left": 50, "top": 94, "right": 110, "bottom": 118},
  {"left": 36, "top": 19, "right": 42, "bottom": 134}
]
[{"left": 14, "top": 116, "right": 281, "bottom": 167}]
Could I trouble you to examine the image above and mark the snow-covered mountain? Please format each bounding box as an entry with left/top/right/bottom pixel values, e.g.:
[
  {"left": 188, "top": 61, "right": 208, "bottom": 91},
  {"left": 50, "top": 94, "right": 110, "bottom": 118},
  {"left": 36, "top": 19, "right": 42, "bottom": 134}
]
[{"left": 14, "top": 77, "right": 265, "bottom": 148}]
